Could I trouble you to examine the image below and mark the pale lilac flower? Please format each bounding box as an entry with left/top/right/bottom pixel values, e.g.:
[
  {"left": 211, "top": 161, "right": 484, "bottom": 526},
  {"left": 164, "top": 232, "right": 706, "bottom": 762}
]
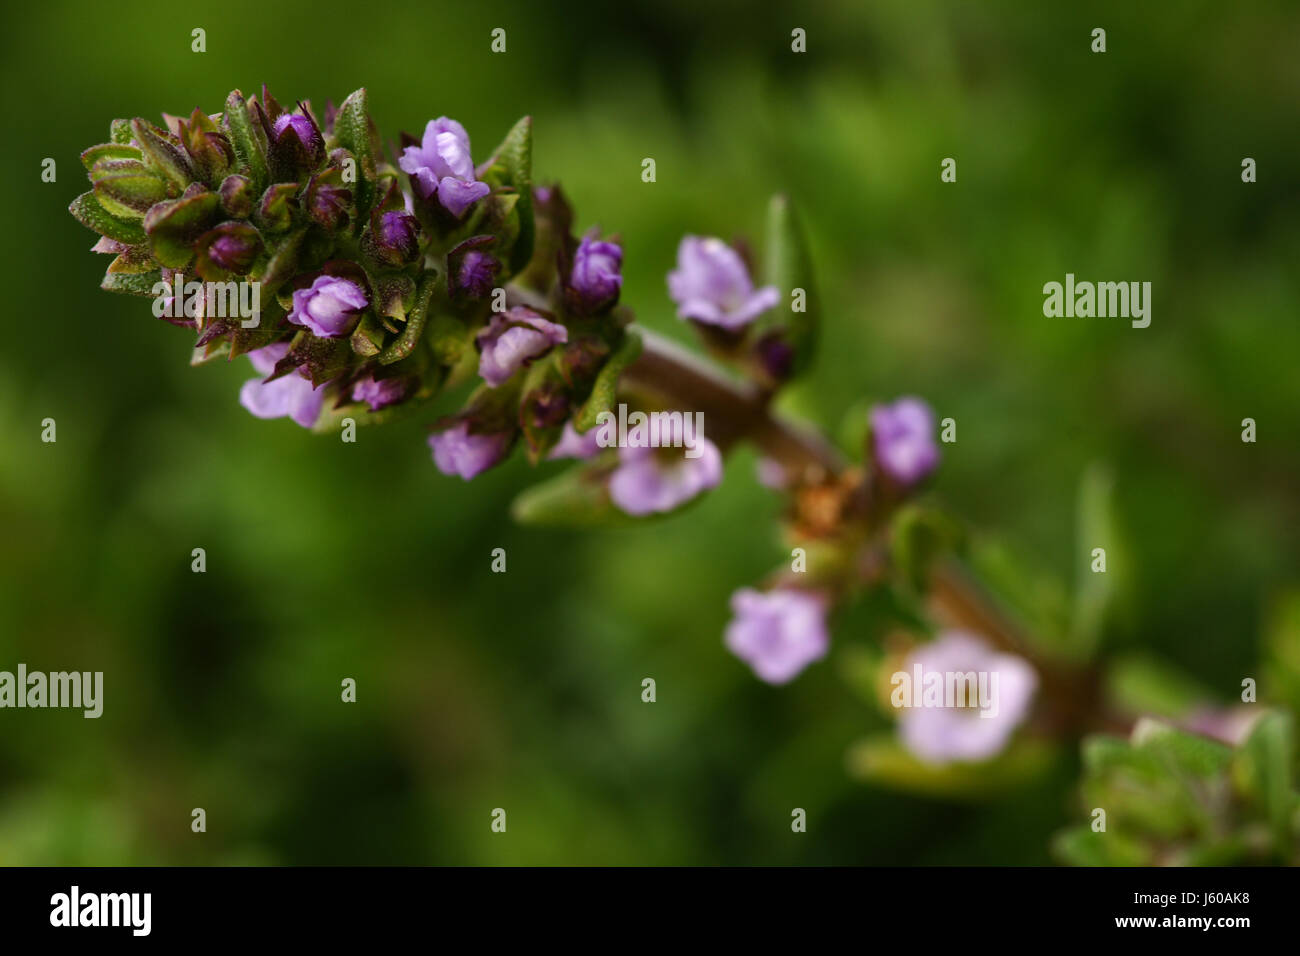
[
  {"left": 288, "top": 275, "right": 369, "bottom": 339},
  {"left": 239, "top": 343, "right": 324, "bottom": 429},
  {"left": 1182, "top": 706, "right": 1262, "bottom": 746},
  {"left": 755, "top": 456, "right": 788, "bottom": 490},
  {"left": 476, "top": 308, "right": 568, "bottom": 387},
  {"left": 869, "top": 396, "right": 940, "bottom": 486},
  {"left": 547, "top": 421, "right": 603, "bottom": 460},
  {"left": 667, "top": 236, "right": 779, "bottom": 330},
  {"left": 428, "top": 421, "right": 512, "bottom": 480},
  {"left": 569, "top": 234, "right": 622, "bottom": 311},
  {"left": 897, "top": 631, "right": 1038, "bottom": 764},
  {"left": 608, "top": 437, "right": 723, "bottom": 515},
  {"left": 351, "top": 375, "right": 408, "bottom": 411},
  {"left": 724, "top": 588, "right": 830, "bottom": 684},
  {"left": 398, "top": 117, "right": 491, "bottom": 218}
]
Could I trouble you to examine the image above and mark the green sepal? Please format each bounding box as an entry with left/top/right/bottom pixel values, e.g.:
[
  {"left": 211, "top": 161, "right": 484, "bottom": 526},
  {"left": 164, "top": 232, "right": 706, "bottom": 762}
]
[
  {"left": 93, "top": 173, "right": 170, "bottom": 219},
  {"left": 143, "top": 189, "right": 220, "bottom": 268},
  {"left": 106, "top": 245, "right": 157, "bottom": 275},
  {"left": 81, "top": 143, "right": 142, "bottom": 170},
  {"left": 109, "top": 119, "right": 133, "bottom": 145},
  {"left": 379, "top": 271, "right": 436, "bottom": 364},
  {"left": 332, "top": 88, "right": 379, "bottom": 216},
  {"left": 101, "top": 269, "right": 164, "bottom": 297},
  {"left": 69, "top": 191, "right": 148, "bottom": 245},
  {"left": 481, "top": 116, "right": 534, "bottom": 275},
  {"left": 350, "top": 314, "right": 387, "bottom": 357},
  {"left": 572, "top": 328, "right": 642, "bottom": 432},
  {"left": 221, "top": 90, "right": 270, "bottom": 193},
  {"left": 130, "top": 118, "right": 194, "bottom": 191}
]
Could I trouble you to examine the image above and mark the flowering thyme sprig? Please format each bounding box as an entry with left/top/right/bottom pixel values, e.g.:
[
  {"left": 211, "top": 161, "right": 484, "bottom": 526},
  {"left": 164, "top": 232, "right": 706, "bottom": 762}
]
[
  {"left": 70, "top": 89, "right": 1300, "bottom": 866},
  {"left": 70, "top": 87, "right": 635, "bottom": 461}
]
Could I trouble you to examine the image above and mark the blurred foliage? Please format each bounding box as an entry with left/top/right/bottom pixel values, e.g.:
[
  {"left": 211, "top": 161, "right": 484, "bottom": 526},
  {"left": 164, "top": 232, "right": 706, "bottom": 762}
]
[{"left": 1, "top": 0, "right": 1298, "bottom": 864}]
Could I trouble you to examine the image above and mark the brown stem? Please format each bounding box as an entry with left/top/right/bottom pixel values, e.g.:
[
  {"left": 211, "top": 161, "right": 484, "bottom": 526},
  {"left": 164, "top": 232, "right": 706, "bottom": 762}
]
[{"left": 626, "top": 325, "right": 1114, "bottom": 734}]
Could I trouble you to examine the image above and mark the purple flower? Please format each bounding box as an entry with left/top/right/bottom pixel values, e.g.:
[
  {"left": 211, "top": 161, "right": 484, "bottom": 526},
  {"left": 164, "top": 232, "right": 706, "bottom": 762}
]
[
  {"left": 667, "top": 236, "right": 780, "bottom": 330},
  {"left": 428, "top": 421, "right": 512, "bottom": 480},
  {"left": 398, "top": 117, "right": 491, "bottom": 218},
  {"left": 608, "top": 438, "right": 723, "bottom": 515},
  {"left": 288, "top": 275, "right": 369, "bottom": 339},
  {"left": 476, "top": 307, "right": 568, "bottom": 387},
  {"left": 724, "top": 588, "right": 830, "bottom": 685},
  {"left": 569, "top": 234, "right": 622, "bottom": 311},
  {"left": 457, "top": 249, "right": 500, "bottom": 298},
  {"left": 547, "top": 421, "right": 603, "bottom": 460},
  {"left": 896, "top": 631, "right": 1038, "bottom": 764},
  {"left": 351, "top": 375, "right": 408, "bottom": 411},
  {"left": 869, "top": 397, "right": 940, "bottom": 487},
  {"left": 238, "top": 343, "right": 324, "bottom": 429}
]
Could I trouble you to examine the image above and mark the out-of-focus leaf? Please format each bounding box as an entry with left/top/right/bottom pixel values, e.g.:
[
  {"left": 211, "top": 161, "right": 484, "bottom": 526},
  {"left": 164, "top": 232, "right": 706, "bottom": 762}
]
[
  {"left": 1232, "top": 710, "right": 1295, "bottom": 855},
  {"left": 762, "top": 193, "right": 818, "bottom": 376},
  {"left": 845, "top": 734, "right": 1056, "bottom": 800},
  {"left": 510, "top": 462, "right": 635, "bottom": 529},
  {"left": 1051, "top": 825, "right": 1150, "bottom": 866},
  {"left": 1072, "top": 462, "right": 1132, "bottom": 654}
]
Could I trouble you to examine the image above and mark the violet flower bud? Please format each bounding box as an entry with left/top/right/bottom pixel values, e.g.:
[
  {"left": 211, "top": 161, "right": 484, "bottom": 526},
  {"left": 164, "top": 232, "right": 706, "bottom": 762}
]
[
  {"left": 218, "top": 174, "right": 254, "bottom": 218},
  {"left": 288, "top": 275, "right": 369, "bottom": 338},
  {"left": 303, "top": 171, "right": 352, "bottom": 231},
  {"left": 724, "top": 588, "right": 830, "bottom": 685},
  {"left": 668, "top": 236, "right": 779, "bottom": 330},
  {"left": 475, "top": 307, "right": 568, "bottom": 387},
  {"left": 428, "top": 421, "right": 513, "bottom": 480},
  {"left": 271, "top": 112, "right": 325, "bottom": 174},
  {"left": 895, "top": 631, "right": 1038, "bottom": 764},
  {"left": 608, "top": 438, "right": 723, "bottom": 516},
  {"left": 398, "top": 117, "right": 490, "bottom": 218},
  {"left": 351, "top": 374, "right": 411, "bottom": 411},
  {"left": 365, "top": 210, "right": 422, "bottom": 267},
  {"left": 238, "top": 343, "right": 325, "bottom": 429},
  {"left": 869, "top": 396, "right": 940, "bottom": 487},
  {"left": 568, "top": 233, "right": 622, "bottom": 314},
  {"left": 456, "top": 249, "right": 500, "bottom": 298},
  {"left": 197, "top": 222, "right": 262, "bottom": 276}
]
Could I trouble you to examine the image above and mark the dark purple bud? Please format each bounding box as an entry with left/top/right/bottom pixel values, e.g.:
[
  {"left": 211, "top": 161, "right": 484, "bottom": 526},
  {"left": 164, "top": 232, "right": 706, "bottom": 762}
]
[
  {"left": 521, "top": 384, "right": 570, "bottom": 431},
  {"left": 219, "top": 174, "right": 254, "bottom": 218},
  {"left": 197, "top": 222, "right": 263, "bottom": 276},
  {"left": 567, "top": 233, "right": 623, "bottom": 314},
  {"left": 457, "top": 250, "right": 499, "bottom": 298},
  {"left": 363, "top": 210, "right": 421, "bottom": 267},
  {"left": 754, "top": 332, "right": 795, "bottom": 384},
  {"left": 304, "top": 169, "right": 352, "bottom": 231},
  {"left": 271, "top": 112, "right": 325, "bottom": 176},
  {"left": 351, "top": 374, "right": 412, "bottom": 411}
]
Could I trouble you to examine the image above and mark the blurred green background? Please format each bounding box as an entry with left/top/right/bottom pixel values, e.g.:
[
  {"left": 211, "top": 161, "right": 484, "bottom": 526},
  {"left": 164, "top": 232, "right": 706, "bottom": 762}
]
[{"left": 1, "top": 0, "right": 1298, "bottom": 864}]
